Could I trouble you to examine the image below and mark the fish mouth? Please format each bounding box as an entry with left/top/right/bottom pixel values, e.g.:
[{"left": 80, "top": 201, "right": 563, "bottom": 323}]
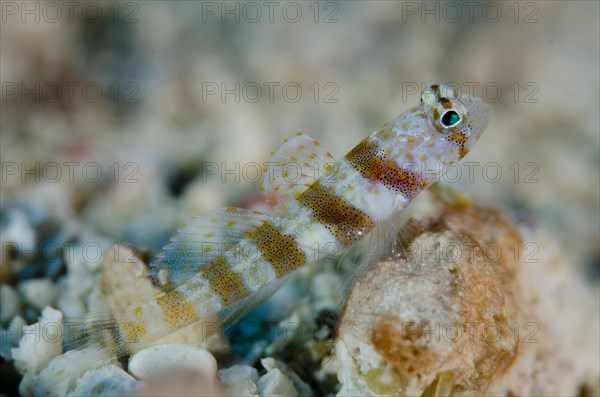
[{"left": 460, "top": 94, "right": 493, "bottom": 149}]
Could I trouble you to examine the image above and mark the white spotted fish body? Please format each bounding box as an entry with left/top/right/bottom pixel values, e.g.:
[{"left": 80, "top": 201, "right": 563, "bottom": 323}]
[{"left": 69, "top": 84, "right": 492, "bottom": 363}]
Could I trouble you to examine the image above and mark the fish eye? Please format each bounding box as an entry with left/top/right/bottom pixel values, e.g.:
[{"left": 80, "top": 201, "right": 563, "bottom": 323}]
[{"left": 441, "top": 111, "right": 461, "bottom": 128}]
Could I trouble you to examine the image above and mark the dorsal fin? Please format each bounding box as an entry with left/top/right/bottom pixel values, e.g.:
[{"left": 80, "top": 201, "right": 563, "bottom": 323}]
[
  {"left": 150, "top": 207, "right": 270, "bottom": 289},
  {"left": 261, "top": 132, "right": 336, "bottom": 208}
]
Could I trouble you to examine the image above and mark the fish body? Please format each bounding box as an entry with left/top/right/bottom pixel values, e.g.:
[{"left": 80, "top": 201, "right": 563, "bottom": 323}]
[{"left": 75, "top": 84, "right": 492, "bottom": 358}]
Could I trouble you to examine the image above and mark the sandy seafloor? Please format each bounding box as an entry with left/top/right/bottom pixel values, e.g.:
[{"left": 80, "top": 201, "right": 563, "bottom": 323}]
[{"left": 0, "top": 1, "right": 599, "bottom": 396}]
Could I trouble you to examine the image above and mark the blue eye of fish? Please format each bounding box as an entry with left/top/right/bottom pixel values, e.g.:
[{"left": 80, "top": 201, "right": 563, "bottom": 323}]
[{"left": 441, "top": 111, "right": 461, "bottom": 127}]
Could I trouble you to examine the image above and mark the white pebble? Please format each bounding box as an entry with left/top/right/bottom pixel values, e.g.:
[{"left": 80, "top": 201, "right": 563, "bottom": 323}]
[
  {"left": 55, "top": 289, "right": 86, "bottom": 318},
  {"left": 18, "top": 373, "right": 36, "bottom": 397},
  {"left": 1, "top": 283, "right": 20, "bottom": 322},
  {"left": 310, "top": 271, "right": 344, "bottom": 312},
  {"left": 19, "top": 279, "right": 56, "bottom": 311},
  {"left": 219, "top": 365, "right": 259, "bottom": 396},
  {"left": 11, "top": 306, "right": 63, "bottom": 375},
  {"left": 31, "top": 345, "right": 118, "bottom": 396},
  {"left": 70, "top": 365, "right": 138, "bottom": 396},
  {"left": 1, "top": 209, "right": 35, "bottom": 252},
  {"left": 261, "top": 358, "right": 312, "bottom": 397},
  {"left": 128, "top": 344, "right": 217, "bottom": 381},
  {"left": 0, "top": 315, "right": 26, "bottom": 359},
  {"left": 257, "top": 368, "right": 298, "bottom": 397}
]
